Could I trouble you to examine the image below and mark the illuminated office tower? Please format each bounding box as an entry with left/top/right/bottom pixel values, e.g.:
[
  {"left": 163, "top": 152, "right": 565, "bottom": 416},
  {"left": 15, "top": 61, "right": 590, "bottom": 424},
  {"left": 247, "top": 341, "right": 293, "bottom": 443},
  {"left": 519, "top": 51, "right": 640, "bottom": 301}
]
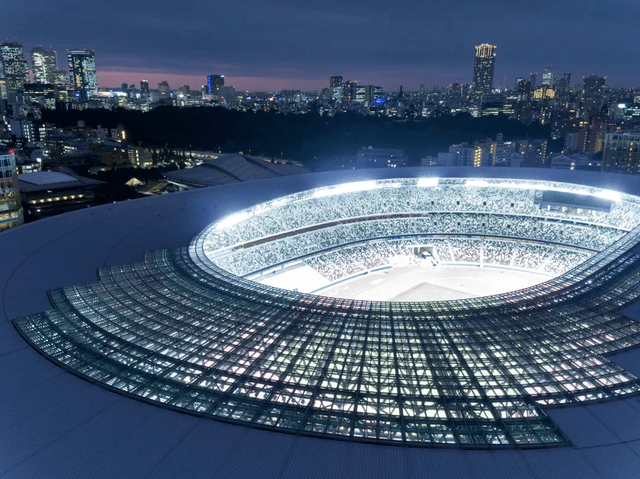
[
  {"left": 0, "top": 150, "right": 23, "bottom": 231},
  {"left": 542, "top": 66, "right": 554, "bottom": 86},
  {"left": 0, "top": 42, "right": 29, "bottom": 92},
  {"left": 30, "top": 47, "right": 58, "bottom": 84},
  {"left": 140, "top": 80, "right": 149, "bottom": 94},
  {"left": 330, "top": 75, "right": 343, "bottom": 100},
  {"left": 472, "top": 44, "right": 497, "bottom": 96},
  {"left": 354, "top": 85, "right": 381, "bottom": 105},
  {"left": 343, "top": 80, "right": 357, "bottom": 102},
  {"left": 207, "top": 75, "right": 224, "bottom": 94},
  {"left": 67, "top": 50, "right": 97, "bottom": 96}
]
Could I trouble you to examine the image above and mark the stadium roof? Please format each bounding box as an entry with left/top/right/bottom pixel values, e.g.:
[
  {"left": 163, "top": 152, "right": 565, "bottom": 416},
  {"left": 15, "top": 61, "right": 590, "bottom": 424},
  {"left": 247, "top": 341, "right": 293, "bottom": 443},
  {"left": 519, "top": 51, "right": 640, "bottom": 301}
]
[
  {"left": 164, "top": 154, "right": 309, "bottom": 188},
  {"left": 3, "top": 167, "right": 640, "bottom": 478}
]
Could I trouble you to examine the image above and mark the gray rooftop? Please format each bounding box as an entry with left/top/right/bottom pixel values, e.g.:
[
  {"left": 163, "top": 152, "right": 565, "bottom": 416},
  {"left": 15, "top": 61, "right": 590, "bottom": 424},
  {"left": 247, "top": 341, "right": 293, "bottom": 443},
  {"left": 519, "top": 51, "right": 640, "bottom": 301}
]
[
  {"left": 164, "top": 154, "right": 308, "bottom": 188},
  {"left": 18, "top": 168, "right": 104, "bottom": 193}
]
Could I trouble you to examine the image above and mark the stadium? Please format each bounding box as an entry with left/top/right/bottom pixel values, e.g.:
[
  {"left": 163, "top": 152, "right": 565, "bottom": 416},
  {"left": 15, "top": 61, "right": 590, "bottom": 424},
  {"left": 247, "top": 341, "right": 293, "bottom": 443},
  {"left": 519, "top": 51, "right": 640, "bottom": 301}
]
[{"left": 3, "top": 167, "right": 640, "bottom": 477}]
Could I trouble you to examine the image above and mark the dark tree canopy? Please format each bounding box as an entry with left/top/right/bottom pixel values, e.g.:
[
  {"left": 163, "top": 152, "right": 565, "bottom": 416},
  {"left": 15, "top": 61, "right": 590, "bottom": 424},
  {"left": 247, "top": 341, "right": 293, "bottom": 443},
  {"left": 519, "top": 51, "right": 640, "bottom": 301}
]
[{"left": 43, "top": 107, "right": 551, "bottom": 169}]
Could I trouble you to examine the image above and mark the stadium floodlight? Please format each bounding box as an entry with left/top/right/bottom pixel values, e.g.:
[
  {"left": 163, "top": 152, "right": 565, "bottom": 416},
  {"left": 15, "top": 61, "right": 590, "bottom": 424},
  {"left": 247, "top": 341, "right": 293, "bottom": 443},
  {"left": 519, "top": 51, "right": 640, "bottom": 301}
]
[
  {"left": 417, "top": 177, "right": 439, "bottom": 187},
  {"left": 595, "top": 189, "right": 623, "bottom": 202},
  {"left": 215, "top": 211, "right": 251, "bottom": 230}
]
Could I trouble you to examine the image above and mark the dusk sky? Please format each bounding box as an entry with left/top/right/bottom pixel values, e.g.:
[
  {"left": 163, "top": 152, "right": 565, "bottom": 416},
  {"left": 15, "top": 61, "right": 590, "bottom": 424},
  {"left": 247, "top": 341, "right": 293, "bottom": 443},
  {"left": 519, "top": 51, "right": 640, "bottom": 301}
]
[{"left": 5, "top": 0, "right": 639, "bottom": 91}]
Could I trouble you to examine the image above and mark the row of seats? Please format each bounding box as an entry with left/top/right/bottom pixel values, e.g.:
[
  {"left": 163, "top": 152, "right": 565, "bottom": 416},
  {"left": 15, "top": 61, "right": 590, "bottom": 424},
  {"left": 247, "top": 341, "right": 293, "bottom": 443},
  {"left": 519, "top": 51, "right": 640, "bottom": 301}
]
[
  {"left": 212, "top": 215, "right": 617, "bottom": 276},
  {"left": 205, "top": 184, "right": 640, "bottom": 251},
  {"left": 303, "top": 238, "right": 591, "bottom": 282}
]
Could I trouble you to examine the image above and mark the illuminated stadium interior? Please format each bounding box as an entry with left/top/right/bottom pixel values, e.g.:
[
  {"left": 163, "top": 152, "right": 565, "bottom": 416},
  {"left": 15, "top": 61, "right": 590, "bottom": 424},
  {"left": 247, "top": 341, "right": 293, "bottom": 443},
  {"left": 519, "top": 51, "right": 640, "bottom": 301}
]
[
  {"left": 14, "top": 176, "right": 640, "bottom": 448},
  {"left": 203, "top": 178, "right": 630, "bottom": 299}
]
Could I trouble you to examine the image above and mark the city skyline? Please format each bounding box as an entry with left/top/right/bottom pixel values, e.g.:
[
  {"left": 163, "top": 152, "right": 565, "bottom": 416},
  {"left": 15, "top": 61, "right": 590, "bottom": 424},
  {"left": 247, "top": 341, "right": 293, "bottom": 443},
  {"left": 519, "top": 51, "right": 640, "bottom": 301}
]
[
  {"left": 7, "top": 47, "right": 638, "bottom": 93},
  {"left": 4, "top": 0, "right": 639, "bottom": 91}
]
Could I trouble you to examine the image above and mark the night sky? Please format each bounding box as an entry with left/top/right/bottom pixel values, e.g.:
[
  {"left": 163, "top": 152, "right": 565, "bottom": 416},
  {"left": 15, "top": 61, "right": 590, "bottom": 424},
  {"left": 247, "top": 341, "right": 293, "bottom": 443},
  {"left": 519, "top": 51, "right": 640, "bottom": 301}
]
[{"left": 6, "top": 0, "right": 639, "bottom": 91}]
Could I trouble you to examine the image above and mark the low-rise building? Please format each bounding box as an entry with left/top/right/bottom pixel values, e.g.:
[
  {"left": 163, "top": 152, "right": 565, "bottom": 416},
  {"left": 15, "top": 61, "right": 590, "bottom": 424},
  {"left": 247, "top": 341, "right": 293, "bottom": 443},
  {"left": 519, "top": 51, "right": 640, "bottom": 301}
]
[
  {"left": 18, "top": 167, "right": 104, "bottom": 221},
  {"left": 0, "top": 149, "right": 23, "bottom": 231}
]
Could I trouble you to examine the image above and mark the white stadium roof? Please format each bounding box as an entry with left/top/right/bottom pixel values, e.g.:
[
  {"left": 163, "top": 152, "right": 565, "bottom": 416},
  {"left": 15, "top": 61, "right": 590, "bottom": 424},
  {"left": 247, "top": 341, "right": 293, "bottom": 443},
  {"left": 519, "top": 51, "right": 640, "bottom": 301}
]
[{"left": 3, "top": 167, "right": 640, "bottom": 478}]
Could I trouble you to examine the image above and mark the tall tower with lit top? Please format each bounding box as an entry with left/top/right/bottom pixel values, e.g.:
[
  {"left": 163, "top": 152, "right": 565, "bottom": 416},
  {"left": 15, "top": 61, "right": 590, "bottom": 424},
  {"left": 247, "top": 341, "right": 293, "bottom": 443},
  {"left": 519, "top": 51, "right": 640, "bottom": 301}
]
[{"left": 472, "top": 44, "right": 497, "bottom": 96}]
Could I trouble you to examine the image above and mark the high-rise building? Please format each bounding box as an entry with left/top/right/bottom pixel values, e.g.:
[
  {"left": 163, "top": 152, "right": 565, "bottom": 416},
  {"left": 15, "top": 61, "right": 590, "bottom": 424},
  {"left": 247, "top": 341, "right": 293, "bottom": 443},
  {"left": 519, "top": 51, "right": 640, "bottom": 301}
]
[
  {"left": 582, "top": 75, "right": 606, "bottom": 112},
  {"left": 0, "top": 58, "right": 6, "bottom": 100},
  {"left": 472, "top": 44, "right": 497, "bottom": 96},
  {"left": 448, "top": 83, "right": 464, "bottom": 109},
  {"left": 343, "top": 80, "right": 357, "bottom": 102},
  {"left": 52, "top": 69, "right": 68, "bottom": 86},
  {"left": 330, "top": 75, "right": 343, "bottom": 100},
  {"left": 140, "top": 80, "right": 149, "bottom": 94},
  {"left": 67, "top": 50, "right": 97, "bottom": 96},
  {"left": 30, "top": 47, "right": 58, "bottom": 84},
  {"left": 529, "top": 72, "right": 537, "bottom": 89},
  {"left": 555, "top": 73, "right": 571, "bottom": 99},
  {"left": 542, "top": 66, "right": 554, "bottom": 86},
  {"left": 0, "top": 42, "right": 29, "bottom": 92},
  {"left": 207, "top": 75, "right": 224, "bottom": 94},
  {"left": 329, "top": 75, "right": 342, "bottom": 89},
  {"left": 515, "top": 78, "right": 531, "bottom": 100},
  {"left": 0, "top": 149, "right": 23, "bottom": 231},
  {"left": 419, "top": 82, "right": 426, "bottom": 98},
  {"left": 602, "top": 131, "right": 640, "bottom": 174},
  {"left": 446, "top": 143, "right": 490, "bottom": 167},
  {"left": 354, "top": 85, "right": 383, "bottom": 105}
]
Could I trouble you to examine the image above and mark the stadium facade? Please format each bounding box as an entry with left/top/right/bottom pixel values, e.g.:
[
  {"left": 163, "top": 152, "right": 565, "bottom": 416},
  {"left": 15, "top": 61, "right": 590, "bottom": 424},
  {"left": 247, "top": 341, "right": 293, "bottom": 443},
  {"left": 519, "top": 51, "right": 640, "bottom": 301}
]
[{"left": 3, "top": 167, "right": 640, "bottom": 478}]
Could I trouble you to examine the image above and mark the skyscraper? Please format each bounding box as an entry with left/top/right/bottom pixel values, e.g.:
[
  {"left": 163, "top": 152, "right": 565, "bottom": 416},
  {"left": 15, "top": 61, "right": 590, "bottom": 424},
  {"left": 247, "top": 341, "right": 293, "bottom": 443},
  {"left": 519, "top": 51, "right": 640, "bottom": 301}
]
[
  {"left": 140, "top": 80, "right": 149, "bottom": 94},
  {"left": 330, "top": 75, "right": 343, "bottom": 100},
  {"left": 472, "top": 44, "right": 496, "bottom": 96},
  {"left": 542, "top": 66, "right": 554, "bottom": 86},
  {"left": 529, "top": 72, "right": 537, "bottom": 89},
  {"left": 30, "top": 47, "right": 58, "bottom": 84},
  {"left": 555, "top": 73, "right": 571, "bottom": 100},
  {"left": 343, "top": 80, "right": 357, "bottom": 102},
  {"left": 67, "top": 50, "right": 97, "bottom": 97},
  {"left": 207, "top": 75, "right": 224, "bottom": 94},
  {"left": 582, "top": 74, "right": 606, "bottom": 112},
  {"left": 0, "top": 42, "right": 29, "bottom": 92}
]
